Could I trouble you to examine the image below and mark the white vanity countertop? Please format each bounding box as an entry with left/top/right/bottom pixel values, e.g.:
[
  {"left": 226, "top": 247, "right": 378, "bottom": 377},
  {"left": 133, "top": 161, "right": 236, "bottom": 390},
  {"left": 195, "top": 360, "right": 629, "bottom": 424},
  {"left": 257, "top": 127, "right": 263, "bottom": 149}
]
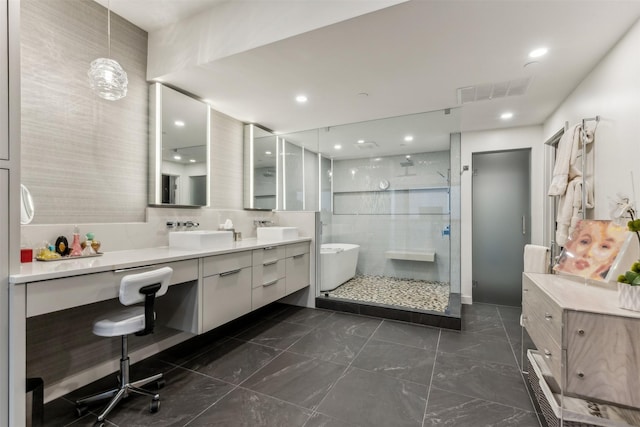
[
  {"left": 10, "top": 237, "right": 312, "bottom": 284},
  {"left": 525, "top": 272, "right": 640, "bottom": 319}
]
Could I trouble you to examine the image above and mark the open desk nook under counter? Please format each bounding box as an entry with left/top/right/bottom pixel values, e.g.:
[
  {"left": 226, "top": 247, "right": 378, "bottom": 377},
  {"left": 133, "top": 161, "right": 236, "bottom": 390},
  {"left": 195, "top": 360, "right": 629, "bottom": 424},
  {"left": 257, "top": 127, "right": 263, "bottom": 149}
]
[{"left": 9, "top": 238, "right": 311, "bottom": 427}]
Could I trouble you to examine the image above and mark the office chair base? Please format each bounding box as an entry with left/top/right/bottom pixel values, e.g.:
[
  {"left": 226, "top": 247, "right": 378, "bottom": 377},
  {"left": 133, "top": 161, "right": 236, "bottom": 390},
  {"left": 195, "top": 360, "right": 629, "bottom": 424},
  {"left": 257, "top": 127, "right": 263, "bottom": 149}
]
[{"left": 75, "top": 371, "right": 163, "bottom": 422}]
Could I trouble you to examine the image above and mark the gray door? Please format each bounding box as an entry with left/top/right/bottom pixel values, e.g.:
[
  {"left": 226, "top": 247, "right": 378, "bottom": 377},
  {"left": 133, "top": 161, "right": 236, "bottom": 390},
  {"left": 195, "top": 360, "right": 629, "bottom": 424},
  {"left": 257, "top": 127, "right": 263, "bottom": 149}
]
[{"left": 472, "top": 149, "right": 530, "bottom": 306}]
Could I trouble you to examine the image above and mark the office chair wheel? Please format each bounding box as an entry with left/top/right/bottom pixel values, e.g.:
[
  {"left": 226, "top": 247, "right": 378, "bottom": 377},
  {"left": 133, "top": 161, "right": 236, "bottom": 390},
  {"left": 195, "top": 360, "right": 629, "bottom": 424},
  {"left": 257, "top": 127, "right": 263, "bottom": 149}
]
[
  {"left": 150, "top": 398, "right": 160, "bottom": 413},
  {"left": 75, "top": 404, "right": 88, "bottom": 417},
  {"left": 155, "top": 379, "right": 166, "bottom": 389}
]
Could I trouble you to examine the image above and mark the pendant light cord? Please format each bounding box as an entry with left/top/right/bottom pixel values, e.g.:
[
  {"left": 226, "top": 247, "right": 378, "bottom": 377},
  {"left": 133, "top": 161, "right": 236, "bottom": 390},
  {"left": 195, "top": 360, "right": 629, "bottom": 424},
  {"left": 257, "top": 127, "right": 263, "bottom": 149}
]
[{"left": 107, "top": 0, "right": 111, "bottom": 57}]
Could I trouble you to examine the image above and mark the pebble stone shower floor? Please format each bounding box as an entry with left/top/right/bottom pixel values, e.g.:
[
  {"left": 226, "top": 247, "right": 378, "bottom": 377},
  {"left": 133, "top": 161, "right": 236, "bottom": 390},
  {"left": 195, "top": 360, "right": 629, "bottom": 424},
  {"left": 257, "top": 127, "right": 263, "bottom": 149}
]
[{"left": 325, "top": 275, "right": 451, "bottom": 313}]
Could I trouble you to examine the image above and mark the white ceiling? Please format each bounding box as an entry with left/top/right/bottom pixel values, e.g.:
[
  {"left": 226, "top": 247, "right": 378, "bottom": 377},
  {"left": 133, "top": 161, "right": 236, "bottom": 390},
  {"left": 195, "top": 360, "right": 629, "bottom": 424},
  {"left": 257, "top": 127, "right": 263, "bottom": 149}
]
[{"left": 99, "top": 0, "right": 640, "bottom": 143}]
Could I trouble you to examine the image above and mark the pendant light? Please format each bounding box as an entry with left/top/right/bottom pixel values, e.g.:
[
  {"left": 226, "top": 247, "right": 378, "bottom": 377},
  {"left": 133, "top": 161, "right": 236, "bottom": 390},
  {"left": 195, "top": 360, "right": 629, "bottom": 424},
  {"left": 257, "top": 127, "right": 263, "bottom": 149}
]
[{"left": 88, "top": 0, "right": 128, "bottom": 101}]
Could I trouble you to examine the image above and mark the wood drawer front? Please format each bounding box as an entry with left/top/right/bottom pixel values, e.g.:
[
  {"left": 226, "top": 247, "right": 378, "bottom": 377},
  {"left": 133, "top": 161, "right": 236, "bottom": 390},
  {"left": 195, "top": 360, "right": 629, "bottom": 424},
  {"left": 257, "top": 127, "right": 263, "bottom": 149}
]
[
  {"left": 26, "top": 259, "right": 199, "bottom": 317},
  {"left": 203, "top": 251, "right": 252, "bottom": 277},
  {"left": 522, "top": 279, "right": 562, "bottom": 344},
  {"left": 252, "top": 260, "right": 286, "bottom": 288},
  {"left": 252, "top": 278, "right": 286, "bottom": 310},
  {"left": 285, "top": 242, "right": 309, "bottom": 258},
  {"left": 202, "top": 267, "right": 252, "bottom": 332},
  {"left": 286, "top": 253, "right": 310, "bottom": 294},
  {"left": 565, "top": 311, "right": 640, "bottom": 407},
  {"left": 522, "top": 305, "right": 562, "bottom": 382},
  {"left": 252, "top": 246, "right": 286, "bottom": 266}
]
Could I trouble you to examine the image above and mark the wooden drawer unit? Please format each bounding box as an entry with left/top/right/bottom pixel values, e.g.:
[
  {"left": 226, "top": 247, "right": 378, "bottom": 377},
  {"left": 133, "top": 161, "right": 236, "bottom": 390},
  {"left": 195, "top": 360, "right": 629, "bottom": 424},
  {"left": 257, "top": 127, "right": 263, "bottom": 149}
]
[
  {"left": 202, "top": 266, "right": 252, "bottom": 332},
  {"left": 252, "top": 277, "right": 286, "bottom": 310},
  {"left": 565, "top": 310, "right": 640, "bottom": 408},
  {"left": 203, "top": 251, "right": 252, "bottom": 277},
  {"left": 522, "top": 272, "right": 640, "bottom": 409}
]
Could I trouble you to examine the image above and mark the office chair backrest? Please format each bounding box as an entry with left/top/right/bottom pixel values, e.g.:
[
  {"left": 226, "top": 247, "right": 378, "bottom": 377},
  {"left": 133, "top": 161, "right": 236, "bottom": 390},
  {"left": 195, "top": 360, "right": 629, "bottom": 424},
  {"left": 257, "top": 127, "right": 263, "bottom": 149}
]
[{"left": 119, "top": 266, "right": 173, "bottom": 306}]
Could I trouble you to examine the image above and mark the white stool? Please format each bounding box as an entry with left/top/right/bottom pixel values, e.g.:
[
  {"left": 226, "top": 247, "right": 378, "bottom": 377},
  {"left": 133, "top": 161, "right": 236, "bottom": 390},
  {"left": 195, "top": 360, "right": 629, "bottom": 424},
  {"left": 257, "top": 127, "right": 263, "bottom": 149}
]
[{"left": 75, "top": 267, "right": 173, "bottom": 425}]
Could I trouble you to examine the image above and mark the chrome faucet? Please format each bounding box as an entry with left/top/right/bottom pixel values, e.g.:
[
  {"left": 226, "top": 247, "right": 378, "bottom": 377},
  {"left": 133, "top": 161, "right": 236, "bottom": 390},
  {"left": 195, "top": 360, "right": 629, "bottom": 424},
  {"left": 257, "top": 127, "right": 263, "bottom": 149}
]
[{"left": 254, "top": 220, "right": 273, "bottom": 227}]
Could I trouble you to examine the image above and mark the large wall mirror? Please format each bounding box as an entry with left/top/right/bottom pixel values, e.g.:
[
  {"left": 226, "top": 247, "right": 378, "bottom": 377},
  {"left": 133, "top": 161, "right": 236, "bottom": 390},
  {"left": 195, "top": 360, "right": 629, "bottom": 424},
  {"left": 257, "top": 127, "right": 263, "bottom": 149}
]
[
  {"left": 244, "top": 124, "right": 277, "bottom": 209},
  {"left": 149, "top": 83, "right": 210, "bottom": 207}
]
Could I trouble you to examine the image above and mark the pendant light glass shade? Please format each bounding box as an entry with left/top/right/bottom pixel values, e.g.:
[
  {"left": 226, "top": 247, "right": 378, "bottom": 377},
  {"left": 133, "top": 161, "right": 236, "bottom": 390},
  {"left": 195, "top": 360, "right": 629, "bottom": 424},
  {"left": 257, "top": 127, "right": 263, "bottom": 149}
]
[
  {"left": 88, "top": 58, "right": 128, "bottom": 100},
  {"left": 88, "top": 1, "right": 128, "bottom": 101}
]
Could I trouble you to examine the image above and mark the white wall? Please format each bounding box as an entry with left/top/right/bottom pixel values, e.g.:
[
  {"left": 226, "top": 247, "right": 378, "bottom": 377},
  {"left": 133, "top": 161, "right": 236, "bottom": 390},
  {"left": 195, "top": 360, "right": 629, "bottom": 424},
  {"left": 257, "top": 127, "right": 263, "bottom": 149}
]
[
  {"left": 544, "top": 19, "right": 640, "bottom": 219},
  {"left": 460, "top": 126, "right": 544, "bottom": 304}
]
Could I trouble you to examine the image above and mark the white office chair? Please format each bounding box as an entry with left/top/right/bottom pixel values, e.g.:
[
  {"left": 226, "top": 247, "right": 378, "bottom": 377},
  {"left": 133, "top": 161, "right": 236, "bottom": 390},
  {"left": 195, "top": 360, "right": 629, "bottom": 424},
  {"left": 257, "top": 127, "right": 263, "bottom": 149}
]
[{"left": 75, "top": 266, "right": 173, "bottom": 425}]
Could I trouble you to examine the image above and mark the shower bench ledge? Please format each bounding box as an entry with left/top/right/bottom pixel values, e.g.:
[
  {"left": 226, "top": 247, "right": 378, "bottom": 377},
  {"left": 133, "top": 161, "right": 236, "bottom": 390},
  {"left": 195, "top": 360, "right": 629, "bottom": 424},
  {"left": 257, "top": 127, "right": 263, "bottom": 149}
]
[{"left": 385, "top": 250, "right": 435, "bottom": 262}]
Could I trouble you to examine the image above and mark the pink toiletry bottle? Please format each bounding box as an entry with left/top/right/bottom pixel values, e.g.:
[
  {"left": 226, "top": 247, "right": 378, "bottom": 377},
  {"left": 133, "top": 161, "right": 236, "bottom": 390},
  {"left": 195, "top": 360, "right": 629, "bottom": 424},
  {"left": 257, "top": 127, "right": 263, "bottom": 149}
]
[{"left": 70, "top": 225, "right": 83, "bottom": 257}]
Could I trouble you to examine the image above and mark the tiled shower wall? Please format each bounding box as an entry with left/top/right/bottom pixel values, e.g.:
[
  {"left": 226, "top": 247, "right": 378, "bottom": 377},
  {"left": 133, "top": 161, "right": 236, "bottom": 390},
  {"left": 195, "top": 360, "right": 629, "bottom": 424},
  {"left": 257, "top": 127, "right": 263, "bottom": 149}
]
[{"left": 324, "top": 151, "right": 451, "bottom": 282}]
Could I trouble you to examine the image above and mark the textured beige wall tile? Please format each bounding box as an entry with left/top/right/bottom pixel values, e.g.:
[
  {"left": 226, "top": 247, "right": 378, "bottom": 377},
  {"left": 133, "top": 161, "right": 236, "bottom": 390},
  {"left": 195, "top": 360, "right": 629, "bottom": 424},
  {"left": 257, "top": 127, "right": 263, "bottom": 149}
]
[{"left": 21, "top": 0, "right": 148, "bottom": 224}]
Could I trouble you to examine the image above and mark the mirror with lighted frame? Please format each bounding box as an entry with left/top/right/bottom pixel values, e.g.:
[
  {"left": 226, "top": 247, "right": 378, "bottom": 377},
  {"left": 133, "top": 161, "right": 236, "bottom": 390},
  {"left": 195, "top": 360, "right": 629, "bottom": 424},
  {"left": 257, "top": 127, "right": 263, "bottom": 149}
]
[
  {"left": 149, "top": 83, "right": 210, "bottom": 207},
  {"left": 244, "top": 124, "right": 278, "bottom": 210}
]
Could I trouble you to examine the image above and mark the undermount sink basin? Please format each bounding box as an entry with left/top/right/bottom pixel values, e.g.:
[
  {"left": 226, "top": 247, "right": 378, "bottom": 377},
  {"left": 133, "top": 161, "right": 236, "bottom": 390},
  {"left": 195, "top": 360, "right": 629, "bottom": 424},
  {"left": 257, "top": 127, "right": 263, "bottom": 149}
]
[
  {"left": 169, "top": 230, "right": 233, "bottom": 250},
  {"left": 257, "top": 226, "right": 299, "bottom": 241}
]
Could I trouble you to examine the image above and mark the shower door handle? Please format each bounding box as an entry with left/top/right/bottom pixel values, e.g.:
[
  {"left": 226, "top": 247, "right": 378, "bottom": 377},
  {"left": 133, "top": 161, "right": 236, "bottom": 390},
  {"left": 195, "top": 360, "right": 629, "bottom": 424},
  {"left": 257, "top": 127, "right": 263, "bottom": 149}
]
[{"left": 522, "top": 216, "right": 526, "bottom": 235}]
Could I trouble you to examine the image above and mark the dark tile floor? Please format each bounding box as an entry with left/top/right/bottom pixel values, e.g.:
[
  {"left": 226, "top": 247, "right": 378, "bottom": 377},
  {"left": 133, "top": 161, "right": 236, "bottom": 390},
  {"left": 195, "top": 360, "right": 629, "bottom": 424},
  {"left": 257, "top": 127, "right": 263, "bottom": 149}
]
[{"left": 44, "top": 302, "right": 543, "bottom": 427}]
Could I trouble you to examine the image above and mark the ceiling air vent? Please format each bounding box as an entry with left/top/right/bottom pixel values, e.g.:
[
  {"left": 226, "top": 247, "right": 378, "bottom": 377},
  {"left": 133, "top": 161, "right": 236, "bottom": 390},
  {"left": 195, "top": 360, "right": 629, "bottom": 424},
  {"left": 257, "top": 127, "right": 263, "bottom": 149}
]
[
  {"left": 355, "top": 141, "right": 378, "bottom": 149},
  {"left": 457, "top": 77, "right": 531, "bottom": 104}
]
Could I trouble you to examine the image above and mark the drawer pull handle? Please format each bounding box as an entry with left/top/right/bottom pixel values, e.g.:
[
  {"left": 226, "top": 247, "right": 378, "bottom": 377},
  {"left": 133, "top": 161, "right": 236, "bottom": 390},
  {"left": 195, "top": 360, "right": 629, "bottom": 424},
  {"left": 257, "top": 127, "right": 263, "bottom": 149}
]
[
  {"left": 544, "top": 349, "right": 552, "bottom": 359},
  {"left": 263, "top": 260, "right": 278, "bottom": 266},
  {"left": 577, "top": 372, "right": 585, "bottom": 378},
  {"left": 264, "top": 246, "right": 275, "bottom": 251},
  {"left": 293, "top": 254, "right": 305, "bottom": 259},
  {"left": 263, "top": 279, "right": 278, "bottom": 287},
  {"left": 578, "top": 329, "right": 585, "bottom": 336},
  {"left": 523, "top": 288, "right": 529, "bottom": 292},
  {"left": 220, "top": 269, "right": 241, "bottom": 277},
  {"left": 544, "top": 313, "right": 553, "bottom": 320}
]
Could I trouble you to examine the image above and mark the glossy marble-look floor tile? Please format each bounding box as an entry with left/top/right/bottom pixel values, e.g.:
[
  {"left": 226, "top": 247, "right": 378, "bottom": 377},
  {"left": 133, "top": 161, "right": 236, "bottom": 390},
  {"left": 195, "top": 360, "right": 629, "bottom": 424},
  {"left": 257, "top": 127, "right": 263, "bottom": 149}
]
[
  {"left": 317, "top": 367, "right": 428, "bottom": 427},
  {"left": 187, "top": 387, "right": 312, "bottom": 427},
  {"left": 241, "top": 351, "right": 345, "bottom": 410},
  {"left": 43, "top": 303, "right": 540, "bottom": 427},
  {"left": 351, "top": 339, "right": 437, "bottom": 385},
  {"left": 432, "top": 353, "right": 533, "bottom": 411},
  {"left": 424, "top": 387, "right": 540, "bottom": 427}
]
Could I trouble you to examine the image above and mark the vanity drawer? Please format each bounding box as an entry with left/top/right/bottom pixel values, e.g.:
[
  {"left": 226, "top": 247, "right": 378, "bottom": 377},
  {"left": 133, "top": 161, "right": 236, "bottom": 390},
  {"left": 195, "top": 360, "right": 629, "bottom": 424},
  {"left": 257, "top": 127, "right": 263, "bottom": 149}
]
[
  {"left": 286, "top": 252, "right": 310, "bottom": 294},
  {"left": 202, "top": 267, "right": 252, "bottom": 332},
  {"left": 203, "top": 251, "right": 252, "bottom": 277},
  {"left": 252, "top": 277, "right": 286, "bottom": 310},
  {"left": 252, "top": 260, "right": 286, "bottom": 288},
  {"left": 522, "top": 308, "right": 562, "bottom": 382},
  {"left": 26, "top": 259, "right": 198, "bottom": 317},
  {"left": 522, "top": 278, "right": 562, "bottom": 344},
  {"left": 252, "top": 246, "right": 286, "bottom": 266},
  {"left": 285, "top": 242, "right": 309, "bottom": 258}
]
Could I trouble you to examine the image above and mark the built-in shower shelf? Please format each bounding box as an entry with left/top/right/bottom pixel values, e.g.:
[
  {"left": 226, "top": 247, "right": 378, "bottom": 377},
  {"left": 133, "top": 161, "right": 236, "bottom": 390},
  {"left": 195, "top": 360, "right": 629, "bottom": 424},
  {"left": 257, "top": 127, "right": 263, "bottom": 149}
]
[{"left": 385, "top": 250, "right": 435, "bottom": 262}]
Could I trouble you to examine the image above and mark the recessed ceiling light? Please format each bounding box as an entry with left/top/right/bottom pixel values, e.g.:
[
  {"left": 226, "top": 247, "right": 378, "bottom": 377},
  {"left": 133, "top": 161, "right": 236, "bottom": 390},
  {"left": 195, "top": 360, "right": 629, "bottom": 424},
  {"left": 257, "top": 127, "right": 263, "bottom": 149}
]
[
  {"left": 501, "top": 112, "right": 514, "bottom": 120},
  {"left": 528, "top": 47, "right": 548, "bottom": 58},
  {"left": 334, "top": 144, "right": 342, "bottom": 150},
  {"left": 357, "top": 139, "right": 365, "bottom": 144},
  {"left": 173, "top": 155, "right": 182, "bottom": 160},
  {"left": 405, "top": 155, "right": 411, "bottom": 159},
  {"left": 404, "top": 135, "right": 414, "bottom": 142},
  {"left": 174, "top": 120, "right": 185, "bottom": 127},
  {"left": 295, "top": 95, "right": 308, "bottom": 103},
  {"left": 189, "top": 159, "right": 196, "bottom": 163},
  {"left": 265, "top": 151, "right": 272, "bottom": 155}
]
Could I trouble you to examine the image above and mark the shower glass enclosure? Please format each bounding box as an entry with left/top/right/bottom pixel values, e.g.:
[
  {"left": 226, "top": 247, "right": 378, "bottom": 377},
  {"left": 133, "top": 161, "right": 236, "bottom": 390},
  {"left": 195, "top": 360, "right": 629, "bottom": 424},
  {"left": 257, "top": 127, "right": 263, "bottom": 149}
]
[{"left": 268, "top": 108, "right": 461, "bottom": 317}]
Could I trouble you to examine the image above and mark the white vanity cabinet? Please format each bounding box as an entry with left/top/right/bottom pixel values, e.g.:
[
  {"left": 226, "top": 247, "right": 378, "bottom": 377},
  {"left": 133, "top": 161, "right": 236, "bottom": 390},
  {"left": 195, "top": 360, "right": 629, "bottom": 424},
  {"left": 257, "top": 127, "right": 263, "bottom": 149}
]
[
  {"left": 285, "top": 242, "right": 310, "bottom": 294},
  {"left": 202, "top": 251, "right": 252, "bottom": 332},
  {"left": 522, "top": 273, "right": 640, "bottom": 408},
  {"left": 0, "top": 0, "right": 8, "bottom": 160},
  {"left": 252, "top": 246, "right": 287, "bottom": 309}
]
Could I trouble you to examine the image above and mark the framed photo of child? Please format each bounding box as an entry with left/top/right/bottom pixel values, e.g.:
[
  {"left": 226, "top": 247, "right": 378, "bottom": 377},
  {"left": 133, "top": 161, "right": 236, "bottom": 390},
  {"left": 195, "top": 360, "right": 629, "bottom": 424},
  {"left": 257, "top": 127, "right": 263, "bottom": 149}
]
[{"left": 554, "top": 219, "right": 628, "bottom": 281}]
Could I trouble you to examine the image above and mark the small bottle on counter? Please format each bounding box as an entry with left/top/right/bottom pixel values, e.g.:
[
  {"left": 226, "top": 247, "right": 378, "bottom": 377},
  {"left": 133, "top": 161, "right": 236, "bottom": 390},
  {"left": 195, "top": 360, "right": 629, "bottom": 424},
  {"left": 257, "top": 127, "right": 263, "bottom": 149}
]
[{"left": 69, "top": 225, "right": 83, "bottom": 257}]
